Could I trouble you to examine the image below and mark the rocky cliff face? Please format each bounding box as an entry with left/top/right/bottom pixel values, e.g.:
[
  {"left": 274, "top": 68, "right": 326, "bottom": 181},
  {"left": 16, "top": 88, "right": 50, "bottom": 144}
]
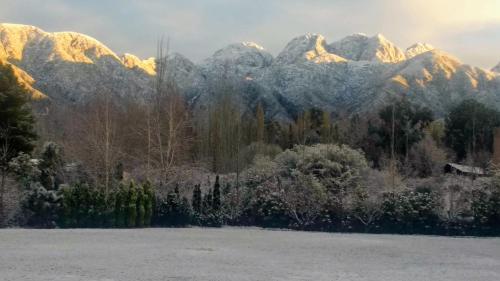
[{"left": 1, "top": 23, "right": 500, "bottom": 120}]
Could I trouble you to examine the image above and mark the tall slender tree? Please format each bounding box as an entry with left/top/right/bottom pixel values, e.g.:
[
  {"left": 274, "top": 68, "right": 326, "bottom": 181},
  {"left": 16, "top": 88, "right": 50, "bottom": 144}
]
[{"left": 192, "top": 184, "right": 202, "bottom": 214}]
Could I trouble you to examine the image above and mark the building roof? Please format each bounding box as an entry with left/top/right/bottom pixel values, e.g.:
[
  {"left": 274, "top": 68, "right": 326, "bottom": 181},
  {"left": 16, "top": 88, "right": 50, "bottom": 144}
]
[{"left": 445, "top": 163, "right": 485, "bottom": 175}]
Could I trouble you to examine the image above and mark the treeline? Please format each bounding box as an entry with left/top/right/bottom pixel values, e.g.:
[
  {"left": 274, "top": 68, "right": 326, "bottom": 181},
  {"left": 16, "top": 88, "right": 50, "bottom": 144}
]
[
  {"left": 1, "top": 52, "right": 500, "bottom": 236},
  {"left": 15, "top": 140, "right": 500, "bottom": 236}
]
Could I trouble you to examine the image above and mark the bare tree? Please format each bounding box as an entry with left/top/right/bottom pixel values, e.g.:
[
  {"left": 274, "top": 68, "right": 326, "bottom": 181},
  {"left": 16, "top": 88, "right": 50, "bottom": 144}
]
[
  {"left": 71, "top": 92, "right": 121, "bottom": 193},
  {"left": 149, "top": 38, "right": 192, "bottom": 185}
]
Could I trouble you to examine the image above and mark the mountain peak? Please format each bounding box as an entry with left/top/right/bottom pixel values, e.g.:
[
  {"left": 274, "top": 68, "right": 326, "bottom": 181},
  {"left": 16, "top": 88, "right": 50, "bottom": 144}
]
[
  {"left": 0, "top": 23, "right": 46, "bottom": 61},
  {"left": 49, "top": 31, "right": 120, "bottom": 63},
  {"left": 373, "top": 33, "right": 388, "bottom": 41},
  {"left": 241, "top": 42, "right": 265, "bottom": 51},
  {"left": 0, "top": 23, "right": 122, "bottom": 65},
  {"left": 202, "top": 41, "right": 273, "bottom": 77},
  {"left": 405, "top": 43, "right": 435, "bottom": 59},
  {"left": 276, "top": 33, "right": 346, "bottom": 64},
  {"left": 329, "top": 33, "right": 406, "bottom": 63},
  {"left": 206, "top": 41, "right": 272, "bottom": 65}
]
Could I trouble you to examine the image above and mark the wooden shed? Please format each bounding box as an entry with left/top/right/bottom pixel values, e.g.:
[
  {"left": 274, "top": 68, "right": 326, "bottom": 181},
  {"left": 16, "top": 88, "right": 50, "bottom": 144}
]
[{"left": 444, "top": 163, "right": 486, "bottom": 177}]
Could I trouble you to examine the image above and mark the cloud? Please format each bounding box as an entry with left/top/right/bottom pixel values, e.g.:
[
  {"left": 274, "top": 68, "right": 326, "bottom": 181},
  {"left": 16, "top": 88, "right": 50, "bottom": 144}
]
[{"left": 0, "top": 0, "right": 499, "bottom": 68}]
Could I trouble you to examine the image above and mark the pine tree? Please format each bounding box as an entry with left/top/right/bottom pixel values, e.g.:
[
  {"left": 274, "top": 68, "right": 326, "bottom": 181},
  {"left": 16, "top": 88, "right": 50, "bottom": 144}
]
[
  {"left": 212, "top": 176, "right": 221, "bottom": 212},
  {"left": 38, "top": 142, "right": 64, "bottom": 190},
  {"left": 192, "top": 184, "right": 202, "bottom": 214},
  {"left": 179, "top": 196, "right": 192, "bottom": 226},
  {"left": 166, "top": 189, "right": 180, "bottom": 225},
  {"left": 203, "top": 189, "right": 213, "bottom": 215},
  {"left": 0, "top": 61, "right": 37, "bottom": 221},
  {"left": 127, "top": 182, "right": 137, "bottom": 228}
]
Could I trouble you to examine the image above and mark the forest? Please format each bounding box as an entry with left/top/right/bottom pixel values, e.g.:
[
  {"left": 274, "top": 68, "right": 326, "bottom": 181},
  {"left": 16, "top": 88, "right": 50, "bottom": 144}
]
[{"left": 1, "top": 53, "right": 499, "bottom": 236}]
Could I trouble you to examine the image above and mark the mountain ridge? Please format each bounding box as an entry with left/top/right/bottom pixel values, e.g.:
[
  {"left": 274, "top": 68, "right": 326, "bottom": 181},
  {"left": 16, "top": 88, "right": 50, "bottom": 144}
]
[{"left": 1, "top": 23, "right": 499, "bottom": 120}]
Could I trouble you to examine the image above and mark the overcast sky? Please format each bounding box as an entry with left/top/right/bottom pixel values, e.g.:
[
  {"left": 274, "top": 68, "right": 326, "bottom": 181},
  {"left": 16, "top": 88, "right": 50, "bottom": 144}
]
[{"left": 1, "top": 0, "right": 499, "bottom": 68}]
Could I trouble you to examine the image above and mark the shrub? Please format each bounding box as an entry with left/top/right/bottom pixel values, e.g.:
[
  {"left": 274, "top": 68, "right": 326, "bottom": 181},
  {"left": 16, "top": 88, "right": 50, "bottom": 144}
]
[
  {"left": 379, "top": 189, "right": 440, "bottom": 234},
  {"left": 23, "top": 182, "right": 60, "bottom": 228}
]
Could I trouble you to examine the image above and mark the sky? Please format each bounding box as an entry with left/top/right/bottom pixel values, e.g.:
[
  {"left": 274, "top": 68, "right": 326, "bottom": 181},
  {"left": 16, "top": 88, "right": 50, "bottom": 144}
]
[{"left": 1, "top": 0, "right": 499, "bottom": 68}]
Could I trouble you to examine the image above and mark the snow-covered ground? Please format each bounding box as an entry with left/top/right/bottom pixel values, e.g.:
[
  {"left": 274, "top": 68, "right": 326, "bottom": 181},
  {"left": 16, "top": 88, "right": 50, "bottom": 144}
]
[{"left": 0, "top": 228, "right": 499, "bottom": 281}]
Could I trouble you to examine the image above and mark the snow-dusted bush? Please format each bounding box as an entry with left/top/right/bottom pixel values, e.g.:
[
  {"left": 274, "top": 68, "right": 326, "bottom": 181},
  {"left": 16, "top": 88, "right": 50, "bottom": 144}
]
[{"left": 23, "top": 182, "right": 61, "bottom": 228}]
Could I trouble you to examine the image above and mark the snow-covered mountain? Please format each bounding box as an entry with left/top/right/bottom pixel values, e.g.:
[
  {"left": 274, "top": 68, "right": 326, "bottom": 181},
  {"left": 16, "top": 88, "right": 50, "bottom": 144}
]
[
  {"left": 0, "top": 23, "right": 194, "bottom": 102},
  {"left": 328, "top": 33, "right": 406, "bottom": 63},
  {"left": 405, "top": 43, "right": 435, "bottom": 59},
  {"left": 1, "top": 23, "right": 500, "bottom": 120}
]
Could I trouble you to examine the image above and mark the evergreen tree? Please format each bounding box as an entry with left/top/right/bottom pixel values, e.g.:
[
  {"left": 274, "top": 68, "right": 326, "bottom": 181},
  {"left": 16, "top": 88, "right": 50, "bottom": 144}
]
[
  {"left": 166, "top": 189, "right": 180, "bottom": 225},
  {"left": 203, "top": 189, "right": 213, "bottom": 215},
  {"left": 127, "top": 181, "right": 137, "bottom": 227},
  {"left": 92, "top": 189, "right": 106, "bottom": 227},
  {"left": 23, "top": 182, "right": 60, "bottom": 228},
  {"left": 179, "top": 196, "right": 192, "bottom": 225},
  {"left": 136, "top": 184, "right": 145, "bottom": 227},
  {"left": 114, "top": 183, "right": 127, "bottom": 228},
  {"left": 192, "top": 184, "right": 202, "bottom": 214},
  {"left": 104, "top": 191, "right": 116, "bottom": 227},
  {"left": 373, "top": 99, "right": 434, "bottom": 159},
  {"left": 0, "top": 61, "right": 37, "bottom": 221},
  {"left": 59, "top": 186, "right": 75, "bottom": 228},
  {"left": 212, "top": 176, "right": 221, "bottom": 212},
  {"left": 445, "top": 99, "right": 500, "bottom": 160},
  {"left": 38, "top": 142, "right": 64, "bottom": 190},
  {"left": 143, "top": 181, "right": 154, "bottom": 227}
]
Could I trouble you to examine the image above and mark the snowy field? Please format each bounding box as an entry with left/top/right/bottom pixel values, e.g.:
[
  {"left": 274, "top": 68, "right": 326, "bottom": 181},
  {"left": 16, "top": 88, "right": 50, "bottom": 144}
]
[{"left": 0, "top": 228, "right": 499, "bottom": 281}]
